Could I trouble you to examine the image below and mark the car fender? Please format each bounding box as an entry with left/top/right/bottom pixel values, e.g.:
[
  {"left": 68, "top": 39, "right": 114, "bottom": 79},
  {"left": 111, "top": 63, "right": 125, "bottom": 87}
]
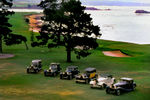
[
  {"left": 116, "top": 87, "right": 123, "bottom": 90},
  {"left": 89, "top": 80, "right": 96, "bottom": 85}
]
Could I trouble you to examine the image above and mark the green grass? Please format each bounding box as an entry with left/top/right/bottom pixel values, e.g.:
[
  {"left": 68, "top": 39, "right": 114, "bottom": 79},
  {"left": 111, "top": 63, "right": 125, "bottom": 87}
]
[{"left": 0, "top": 12, "right": 150, "bottom": 100}]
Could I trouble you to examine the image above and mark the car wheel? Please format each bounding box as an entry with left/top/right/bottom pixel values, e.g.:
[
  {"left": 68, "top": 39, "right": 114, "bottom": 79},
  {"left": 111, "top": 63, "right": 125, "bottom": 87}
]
[
  {"left": 44, "top": 72, "right": 47, "bottom": 76},
  {"left": 116, "top": 89, "right": 121, "bottom": 96},
  {"left": 76, "top": 80, "right": 78, "bottom": 83},
  {"left": 102, "top": 84, "right": 106, "bottom": 89},
  {"left": 34, "top": 69, "right": 38, "bottom": 73},
  {"left": 60, "top": 75, "right": 63, "bottom": 79},
  {"left": 85, "top": 79, "right": 89, "bottom": 84},
  {"left": 91, "top": 85, "right": 94, "bottom": 88},
  {"left": 132, "top": 85, "right": 136, "bottom": 91},
  {"left": 27, "top": 69, "right": 29, "bottom": 73},
  {"left": 106, "top": 88, "right": 110, "bottom": 94},
  {"left": 54, "top": 73, "right": 56, "bottom": 76},
  {"left": 69, "top": 75, "right": 72, "bottom": 80}
]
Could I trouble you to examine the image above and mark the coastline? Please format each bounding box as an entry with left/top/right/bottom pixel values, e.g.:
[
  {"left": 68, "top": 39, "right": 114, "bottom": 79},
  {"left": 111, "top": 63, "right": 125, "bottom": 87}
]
[
  {"left": 11, "top": 8, "right": 150, "bottom": 45},
  {"left": 9, "top": 9, "right": 43, "bottom": 12}
]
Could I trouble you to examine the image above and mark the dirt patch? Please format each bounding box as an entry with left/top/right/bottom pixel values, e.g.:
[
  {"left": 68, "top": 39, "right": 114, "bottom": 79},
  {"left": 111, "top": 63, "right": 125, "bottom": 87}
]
[
  {"left": 0, "top": 63, "right": 15, "bottom": 69},
  {"left": 0, "top": 72, "right": 17, "bottom": 80},
  {"left": 25, "top": 14, "right": 43, "bottom": 32},
  {"left": 102, "top": 50, "right": 130, "bottom": 57},
  {"left": 0, "top": 87, "right": 84, "bottom": 96},
  {"left": 0, "top": 54, "right": 15, "bottom": 59},
  {"left": 53, "top": 90, "right": 84, "bottom": 96}
]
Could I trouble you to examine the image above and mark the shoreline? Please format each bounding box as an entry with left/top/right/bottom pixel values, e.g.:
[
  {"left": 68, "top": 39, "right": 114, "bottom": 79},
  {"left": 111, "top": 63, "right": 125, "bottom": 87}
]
[{"left": 16, "top": 10, "right": 150, "bottom": 45}]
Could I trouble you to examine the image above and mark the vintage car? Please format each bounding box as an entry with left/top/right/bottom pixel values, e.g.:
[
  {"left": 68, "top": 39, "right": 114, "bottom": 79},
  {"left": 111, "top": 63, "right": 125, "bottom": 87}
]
[
  {"left": 60, "top": 66, "right": 80, "bottom": 80},
  {"left": 75, "top": 67, "right": 97, "bottom": 84},
  {"left": 27, "top": 60, "right": 42, "bottom": 73},
  {"left": 106, "top": 77, "right": 136, "bottom": 96},
  {"left": 90, "top": 74, "right": 116, "bottom": 89},
  {"left": 44, "top": 63, "right": 61, "bottom": 76}
]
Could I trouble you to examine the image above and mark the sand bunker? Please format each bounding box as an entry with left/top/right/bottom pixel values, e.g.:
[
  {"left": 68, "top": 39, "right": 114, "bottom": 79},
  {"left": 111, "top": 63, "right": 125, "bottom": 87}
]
[
  {"left": 0, "top": 54, "right": 15, "bottom": 59},
  {"left": 102, "top": 50, "right": 130, "bottom": 57},
  {"left": 25, "top": 14, "right": 43, "bottom": 32}
]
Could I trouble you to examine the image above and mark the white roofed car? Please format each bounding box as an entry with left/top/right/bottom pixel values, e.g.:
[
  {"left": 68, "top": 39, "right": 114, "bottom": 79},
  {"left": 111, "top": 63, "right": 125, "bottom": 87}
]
[
  {"left": 90, "top": 74, "right": 115, "bottom": 89},
  {"left": 27, "top": 59, "right": 42, "bottom": 73}
]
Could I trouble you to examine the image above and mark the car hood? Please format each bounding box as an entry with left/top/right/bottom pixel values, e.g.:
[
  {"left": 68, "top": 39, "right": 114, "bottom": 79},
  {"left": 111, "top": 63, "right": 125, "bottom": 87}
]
[
  {"left": 51, "top": 69, "right": 57, "bottom": 72},
  {"left": 76, "top": 74, "right": 87, "bottom": 78},
  {"left": 97, "top": 77, "right": 107, "bottom": 82}
]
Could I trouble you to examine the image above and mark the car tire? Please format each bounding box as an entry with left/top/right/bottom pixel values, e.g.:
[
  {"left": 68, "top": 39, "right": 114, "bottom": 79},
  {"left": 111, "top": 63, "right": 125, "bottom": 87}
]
[
  {"left": 60, "top": 75, "right": 63, "bottom": 79},
  {"left": 102, "top": 84, "right": 106, "bottom": 89},
  {"left": 69, "top": 75, "right": 72, "bottom": 80},
  {"left": 106, "top": 88, "right": 110, "bottom": 94},
  {"left": 34, "top": 69, "right": 38, "bottom": 73},
  {"left": 116, "top": 89, "right": 121, "bottom": 96},
  {"left": 85, "top": 79, "right": 89, "bottom": 84},
  {"left": 76, "top": 80, "right": 78, "bottom": 83},
  {"left": 44, "top": 72, "right": 47, "bottom": 76},
  {"left": 27, "top": 69, "right": 29, "bottom": 73},
  {"left": 91, "top": 85, "right": 94, "bottom": 88},
  {"left": 54, "top": 73, "right": 56, "bottom": 77},
  {"left": 132, "top": 84, "right": 136, "bottom": 91}
]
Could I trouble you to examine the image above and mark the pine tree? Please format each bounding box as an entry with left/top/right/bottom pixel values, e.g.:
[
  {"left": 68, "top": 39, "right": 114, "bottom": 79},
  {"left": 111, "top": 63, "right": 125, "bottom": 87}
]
[
  {"left": 32, "top": 0, "right": 101, "bottom": 62},
  {"left": 0, "top": 0, "right": 28, "bottom": 53}
]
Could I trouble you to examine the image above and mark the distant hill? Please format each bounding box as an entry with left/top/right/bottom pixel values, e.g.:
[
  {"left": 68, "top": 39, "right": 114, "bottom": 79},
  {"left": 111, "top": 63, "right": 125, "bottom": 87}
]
[{"left": 13, "top": 0, "right": 41, "bottom": 4}]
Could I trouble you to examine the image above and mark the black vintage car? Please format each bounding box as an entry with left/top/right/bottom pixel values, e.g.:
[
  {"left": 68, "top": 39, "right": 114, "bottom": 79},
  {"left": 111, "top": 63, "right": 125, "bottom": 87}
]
[
  {"left": 106, "top": 77, "right": 136, "bottom": 96},
  {"left": 44, "top": 63, "right": 61, "bottom": 76},
  {"left": 75, "top": 67, "right": 97, "bottom": 84},
  {"left": 60, "top": 66, "right": 80, "bottom": 80},
  {"left": 27, "top": 60, "right": 42, "bottom": 73}
]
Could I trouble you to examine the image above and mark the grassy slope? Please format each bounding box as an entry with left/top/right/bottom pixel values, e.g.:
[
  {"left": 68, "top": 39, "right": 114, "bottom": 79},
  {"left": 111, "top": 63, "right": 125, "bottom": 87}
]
[{"left": 0, "top": 12, "right": 150, "bottom": 100}]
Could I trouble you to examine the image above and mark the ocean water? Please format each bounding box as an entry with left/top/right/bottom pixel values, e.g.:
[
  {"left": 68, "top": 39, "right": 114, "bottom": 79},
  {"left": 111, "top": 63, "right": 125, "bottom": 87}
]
[
  {"left": 85, "top": 6, "right": 150, "bottom": 44},
  {"left": 12, "top": 6, "right": 150, "bottom": 44}
]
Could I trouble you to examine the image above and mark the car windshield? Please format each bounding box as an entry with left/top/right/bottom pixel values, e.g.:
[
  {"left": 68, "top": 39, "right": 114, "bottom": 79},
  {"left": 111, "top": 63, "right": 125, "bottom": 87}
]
[
  {"left": 82, "top": 73, "right": 87, "bottom": 77},
  {"left": 66, "top": 68, "right": 73, "bottom": 72},
  {"left": 32, "top": 62, "right": 38, "bottom": 67},
  {"left": 50, "top": 65, "right": 57, "bottom": 70}
]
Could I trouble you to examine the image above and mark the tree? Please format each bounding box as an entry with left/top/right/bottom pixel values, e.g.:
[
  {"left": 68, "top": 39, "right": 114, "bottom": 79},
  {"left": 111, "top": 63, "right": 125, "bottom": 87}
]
[
  {"left": 32, "top": 0, "right": 101, "bottom": 62},
  {"left": 0, "top": 0, "right": 28, "bottom": 53}
]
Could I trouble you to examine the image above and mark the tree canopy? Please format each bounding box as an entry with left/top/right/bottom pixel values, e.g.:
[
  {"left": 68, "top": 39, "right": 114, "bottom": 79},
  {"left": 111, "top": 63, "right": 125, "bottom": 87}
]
[
  {"left": 32, "top": 0, "right": 101, "bottom": 62},
  {"left": 0, "top": 0, "right": 27, "bottom": 53}
]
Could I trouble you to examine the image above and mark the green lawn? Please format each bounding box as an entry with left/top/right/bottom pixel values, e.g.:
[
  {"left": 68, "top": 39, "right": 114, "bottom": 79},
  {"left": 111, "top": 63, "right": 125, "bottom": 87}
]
[{"left": 0, "top": 12, "right": 150, "bottom": 100}]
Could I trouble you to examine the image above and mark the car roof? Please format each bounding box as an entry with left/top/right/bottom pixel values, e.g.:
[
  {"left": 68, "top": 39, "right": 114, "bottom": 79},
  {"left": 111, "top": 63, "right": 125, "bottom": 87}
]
[
  {"left": 67, "top": 66, "right": 78, "bottom": 69},
  {"left": 121, "top": 77, "right": 133, "bottom": 81},
  {"left": 50, "top": 63, "right": 60, "bottom": 65},
  {"left": 32, "top": 59, "right": 42, "bottom": 63},
  {"left": 85, "top": 67, "right": 96, "bottom": 72}
]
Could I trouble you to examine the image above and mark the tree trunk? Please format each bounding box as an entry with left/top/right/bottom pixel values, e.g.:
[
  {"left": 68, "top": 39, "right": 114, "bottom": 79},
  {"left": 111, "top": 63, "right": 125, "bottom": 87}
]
[
  {"left": 58, "top": 23, "right": 62, "bottom": 45},
  {"left": 24, "top": 41, "right": 29, "bottom": 50},
  {"left": 0, "top": 36, "right": 2, "bottom": 53},
  {"left": 66, "top": 33, "right": 72, "bottom": 62},
  {"left": 67, "top": 48, "right": 71, "bottom": 62}
]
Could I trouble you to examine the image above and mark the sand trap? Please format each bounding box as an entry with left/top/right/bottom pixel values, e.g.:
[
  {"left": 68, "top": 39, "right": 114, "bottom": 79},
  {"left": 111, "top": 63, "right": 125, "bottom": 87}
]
[
  {"left": 102, "top": 50, "right": 130, "bottom": 57},
  {"left": 0, "top": 54, "right": 15, "bottom": 59},
  {"left": 25, "top": 14, "right": 43, "bottom": 32}
]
